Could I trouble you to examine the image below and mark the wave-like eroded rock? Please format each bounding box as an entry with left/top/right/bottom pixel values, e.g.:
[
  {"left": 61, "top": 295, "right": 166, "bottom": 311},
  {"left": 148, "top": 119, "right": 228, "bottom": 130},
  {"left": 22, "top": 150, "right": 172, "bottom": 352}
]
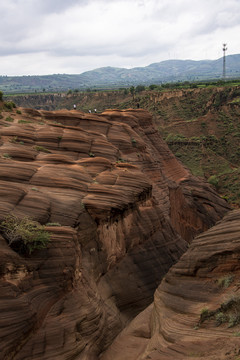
[
  {"left": 102, "top": 209, "right": 240, "bottom": 360},
  {"left": 0, "top": 108, "right": 230, "bottom": 359}
]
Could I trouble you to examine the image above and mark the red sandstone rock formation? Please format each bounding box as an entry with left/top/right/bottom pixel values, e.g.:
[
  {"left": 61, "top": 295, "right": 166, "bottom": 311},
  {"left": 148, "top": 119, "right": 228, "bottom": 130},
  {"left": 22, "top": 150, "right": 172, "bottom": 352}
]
[
  {"left": 101, "top": 209, "right": 240, "bottom": 360},
  {"left": 0, "top": 108, "right": 230, "bottom": 359}
]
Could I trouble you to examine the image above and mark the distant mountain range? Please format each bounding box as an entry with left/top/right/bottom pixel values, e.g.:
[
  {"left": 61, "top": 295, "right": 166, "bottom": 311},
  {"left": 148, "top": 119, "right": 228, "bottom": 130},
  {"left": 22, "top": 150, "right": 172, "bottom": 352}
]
[{"left": 1, "top": 54, "right": 240, "bottom": 93}]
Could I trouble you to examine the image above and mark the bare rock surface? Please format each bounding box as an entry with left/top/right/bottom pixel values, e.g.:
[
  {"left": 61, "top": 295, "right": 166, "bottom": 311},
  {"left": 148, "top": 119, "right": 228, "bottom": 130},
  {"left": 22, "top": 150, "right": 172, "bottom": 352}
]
[
  {"left": 101, "top": 209, "right": 240, "bottom": 360},
  {"left": 0, "top": 108, "right": 230, "bottom": 359}
]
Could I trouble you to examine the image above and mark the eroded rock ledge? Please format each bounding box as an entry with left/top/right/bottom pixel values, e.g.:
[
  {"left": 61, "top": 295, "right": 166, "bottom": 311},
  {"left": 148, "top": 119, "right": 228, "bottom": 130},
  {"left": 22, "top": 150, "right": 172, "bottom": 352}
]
[{"left": 0, "top": 108, "right": 230, "bottom": 359}]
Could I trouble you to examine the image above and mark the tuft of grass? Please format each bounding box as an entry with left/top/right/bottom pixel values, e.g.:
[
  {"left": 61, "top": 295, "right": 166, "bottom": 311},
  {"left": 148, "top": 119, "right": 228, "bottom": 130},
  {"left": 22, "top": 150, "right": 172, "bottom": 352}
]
[
  {"left": 10, "top": 136, "right": 25, "bottom": 145},
  {"left": 18, "top": 119, "right": 32, "bottom": 124},
  {"left": 34, "top": 145, "right": 51, "bottom": 153},
  {"left": 221, "top": 294, "right": 240, "bottom": 311},
  {"left": 215, "top": 312, "right": 227, "bottom": 326},
  {"left": 5, "top": 116, "right": 14, "bottom": 122},
  {"left": 46, "top": 222, "right": 61, "bottom": 226},
  {"left": 200, "top": 307, "right": 211, "bottom": 323},
  {"left": 10, "top": 136, "right": 18, "bottom": 143},
  {"left": 198, "top": 295, "right": 240, "bottom": 328},
  {"left": 2, "top": 153, "right": 12, "bottom": 159},
  {"left": 228, "top": 313, "right": 240, "bottom": 328},
  {"left": 116, "top": 157, "right": 127, "bottom": 163},
  {"left": 217, "top": 274, "right": 235, "bottom": 288},
  {"left": 131, "top": 137, "right": 137, "bottom": 146},
  {"left": 10, "top": 136, "right": 24, "bottom": 145}
]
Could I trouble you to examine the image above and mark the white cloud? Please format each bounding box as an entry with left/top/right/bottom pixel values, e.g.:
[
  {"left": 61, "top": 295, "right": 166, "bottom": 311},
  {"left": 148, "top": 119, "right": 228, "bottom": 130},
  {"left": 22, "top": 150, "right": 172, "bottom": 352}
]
[{"left": 0, "top": 0, "right": 239, "bottom": 75}]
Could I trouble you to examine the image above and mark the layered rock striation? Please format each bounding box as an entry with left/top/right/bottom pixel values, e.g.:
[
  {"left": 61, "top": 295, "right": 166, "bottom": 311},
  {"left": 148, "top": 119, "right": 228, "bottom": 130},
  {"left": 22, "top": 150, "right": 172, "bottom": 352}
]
[
  {"left": 0, "top": 107, "right": 230, "bottom": 359},
  {"left": 101, "top": 209, "right": 240, "bottom": 360}
]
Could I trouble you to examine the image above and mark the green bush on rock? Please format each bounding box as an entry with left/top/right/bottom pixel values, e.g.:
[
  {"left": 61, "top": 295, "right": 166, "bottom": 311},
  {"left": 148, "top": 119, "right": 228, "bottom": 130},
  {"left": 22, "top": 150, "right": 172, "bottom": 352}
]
[
  {"left": 0, "top": 214, "right": 51, "bottom": 254},
  {"left": 208, "top": 175, "right": 219, "bottom": 189}
]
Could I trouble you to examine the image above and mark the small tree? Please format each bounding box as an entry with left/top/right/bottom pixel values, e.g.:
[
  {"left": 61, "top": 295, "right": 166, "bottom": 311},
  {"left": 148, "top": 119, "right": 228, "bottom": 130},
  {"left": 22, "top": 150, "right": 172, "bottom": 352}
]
[
  {"left": 0, "top": 91, "right": 3, "bottom": 101},
  {"left": 130, "top": 86, "right": 135, "bottom": 100},
  {"left": 135, "top": 85, "right": 145, "bottom": 93},
  {"left": 0, "top": 215, "right": 50, "bottom": 254},
  {"left": 149, "top": 84, "right": 158, "bottom": 90},
  {"left": 4, "top": 101, "right": 16, "bottom": 110}
]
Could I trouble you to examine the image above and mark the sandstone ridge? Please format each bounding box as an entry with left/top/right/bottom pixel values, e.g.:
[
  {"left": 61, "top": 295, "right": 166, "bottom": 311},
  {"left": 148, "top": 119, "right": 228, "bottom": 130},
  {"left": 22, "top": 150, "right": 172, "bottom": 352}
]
[
  {"left": 0, "top": 107, "right": 230, "bottom": 359},
  {"left": 101, "top": 209, "right": 240, "bottom": 360}
]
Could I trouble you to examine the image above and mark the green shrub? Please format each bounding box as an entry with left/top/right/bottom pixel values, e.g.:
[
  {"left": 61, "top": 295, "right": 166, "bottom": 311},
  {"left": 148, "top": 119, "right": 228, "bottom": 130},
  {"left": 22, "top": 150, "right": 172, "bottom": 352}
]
[
  {"left": 16, "top": 110, "right": 22, "bottom": 114},
  {"left": 34, "top": 145, "right": 51, "bottom": 153},
  {"left": 10, "top": 136, "right": 24, "bottom": 145},
  {"left": 208, "top": 175, "right": 219, "bottom": 189},
  {"left": 228, "top": 314, "right": 240, "bottom": 328},
  {"left": 0, "top": 91, "right": 3, "bottom": 101},
  {"left": 215, "top": 312, "right": 227, "bottom": 326},
  {"left": 18, "top": 119, "right": 32, "bottom": 124},
  {"left": 149, "top": 84, "right": 158, "bottom": 90},
  {"left": 4, "top": 101, "right": 16, "bottom": 110},
  {"left": 5, "top": 116, "right": 14, "bottom": 122},
  {"left": 116, "top": 157, "right": 127, "bottom": 163},
  {"left": 198, "top": 295, "right": 240, "bottom": 328},
  {"left": 135, "top": 85, "right": 145, "bottom": 93},
  {"left": 10, "top": 136, "right": 18, "bottom": 143},
  {"left": 165, "top": 133, "right": 187, "bottom": 143},
  {"left": 131, "top": 137, "right": 137, "bottom": 146},
  {"left": 0, "top": 214, "right": 50, "bottom": 254},
  {"left": 200, "top": 307, "right": 210, "bottom": 323},
  {"left": 46, "top": 222, "right": 61, "bottom": 226},
  {"left": 217, "top": 274, "right": 234, "bottom": 288},
  {"left": 2, "top": 153, "right": 12, "bottom": 159}
]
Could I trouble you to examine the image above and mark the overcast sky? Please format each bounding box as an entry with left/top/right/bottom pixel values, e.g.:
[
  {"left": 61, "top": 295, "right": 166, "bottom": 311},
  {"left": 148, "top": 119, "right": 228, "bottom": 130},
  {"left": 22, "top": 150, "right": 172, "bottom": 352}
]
[{"left": 0, "top": 0, "right": 239, "bottom": 76}]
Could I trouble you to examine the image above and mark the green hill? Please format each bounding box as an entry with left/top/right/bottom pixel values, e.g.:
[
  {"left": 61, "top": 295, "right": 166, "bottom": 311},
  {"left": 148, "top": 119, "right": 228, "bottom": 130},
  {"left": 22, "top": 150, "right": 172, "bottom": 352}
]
[{"left": 1, "top": 54, "right": 240, "bottom": 93}]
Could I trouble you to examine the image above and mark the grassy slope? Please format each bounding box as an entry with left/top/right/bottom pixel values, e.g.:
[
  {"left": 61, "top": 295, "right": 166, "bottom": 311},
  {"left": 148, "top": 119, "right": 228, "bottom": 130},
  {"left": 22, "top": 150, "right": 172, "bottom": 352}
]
[{"left": 135, "top": 86, "right": 240, "bottom": 207}]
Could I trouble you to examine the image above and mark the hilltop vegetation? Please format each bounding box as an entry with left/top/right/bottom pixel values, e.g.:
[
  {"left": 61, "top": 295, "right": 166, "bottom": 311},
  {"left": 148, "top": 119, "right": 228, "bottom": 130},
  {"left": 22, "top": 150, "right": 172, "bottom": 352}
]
[{"left": 140, "top": 84, "right": 240, "bottom": 207}]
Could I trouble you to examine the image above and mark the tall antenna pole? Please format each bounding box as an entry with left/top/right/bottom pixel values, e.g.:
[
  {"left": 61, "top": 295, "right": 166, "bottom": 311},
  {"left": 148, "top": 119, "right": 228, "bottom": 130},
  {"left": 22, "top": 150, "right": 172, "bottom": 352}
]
[{"left": 223, "top": 43, "right": 227, "bottom": 80}]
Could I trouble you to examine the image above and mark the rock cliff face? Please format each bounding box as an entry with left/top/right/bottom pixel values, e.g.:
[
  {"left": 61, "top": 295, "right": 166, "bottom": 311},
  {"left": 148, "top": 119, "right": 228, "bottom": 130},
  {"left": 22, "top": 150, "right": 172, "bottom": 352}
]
[
  {"left": 101, "top": 209, "right": 240, "bottom": 360},
  {"left": 0, "top": 107, "right": 230, "bottom": 359}
]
